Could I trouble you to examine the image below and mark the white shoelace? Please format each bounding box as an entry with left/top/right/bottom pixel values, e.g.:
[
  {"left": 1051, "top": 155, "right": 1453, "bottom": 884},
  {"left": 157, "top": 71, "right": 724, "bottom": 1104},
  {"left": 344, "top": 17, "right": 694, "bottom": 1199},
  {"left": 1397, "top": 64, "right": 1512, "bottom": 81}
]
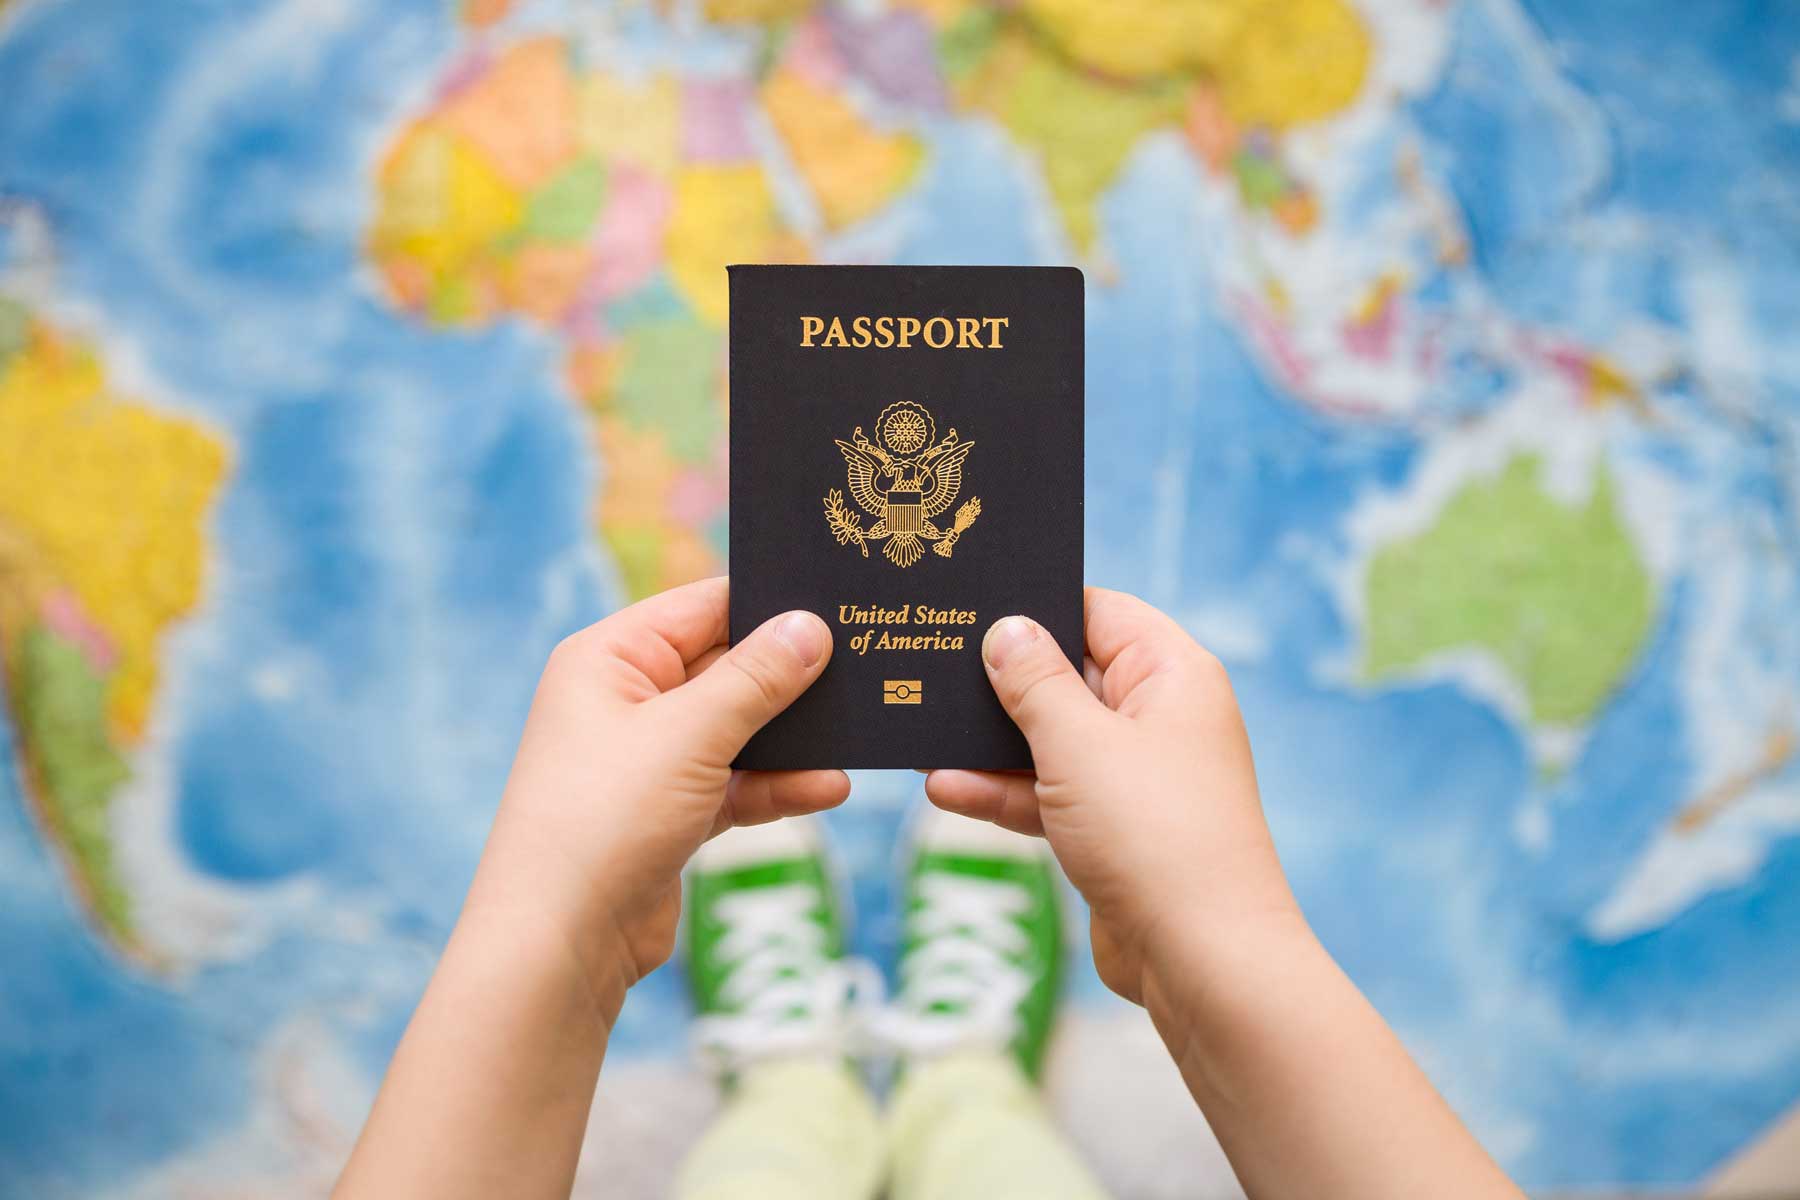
[
  {"left": 691, "top": 882, "right": 884, "bottom": 1073},
  {"left": 869, "top": 872, "right": 1034, "bottom": 1059}
]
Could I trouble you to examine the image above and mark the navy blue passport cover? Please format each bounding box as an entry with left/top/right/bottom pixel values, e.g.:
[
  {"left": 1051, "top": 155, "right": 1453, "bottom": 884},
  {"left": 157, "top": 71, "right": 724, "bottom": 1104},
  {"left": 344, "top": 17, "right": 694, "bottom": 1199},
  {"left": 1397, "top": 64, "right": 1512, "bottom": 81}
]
[{"left": 728, "top": 264, "right": 1083, "bottom": 770}]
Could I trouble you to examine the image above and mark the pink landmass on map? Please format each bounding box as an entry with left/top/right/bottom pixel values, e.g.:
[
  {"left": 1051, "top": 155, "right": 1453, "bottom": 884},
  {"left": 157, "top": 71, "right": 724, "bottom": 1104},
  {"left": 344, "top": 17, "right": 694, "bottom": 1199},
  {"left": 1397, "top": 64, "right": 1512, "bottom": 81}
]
[
  {"left": 434, "top": 47, "right": 496, "bottom": 104},
  {"left": 668, "top": 464, "right": 727, "bottom": 528},
  {"left": 40, "top": 590, "right": 118, "bottom": 673},
  {"left": 1342, "top": 293, "right": 1400, "bottom": 359},
  {"left": 589, "top": 165, "right": 671, "bottom": 303},
  {"left": 828, "top": 9, "right": 945, "bottom": 109},
  {"left": 681, "top": 78, "right": 757, "bottom": 163},
  {"left": 785, "top": 15, "right": 846, "bottom": 89}
]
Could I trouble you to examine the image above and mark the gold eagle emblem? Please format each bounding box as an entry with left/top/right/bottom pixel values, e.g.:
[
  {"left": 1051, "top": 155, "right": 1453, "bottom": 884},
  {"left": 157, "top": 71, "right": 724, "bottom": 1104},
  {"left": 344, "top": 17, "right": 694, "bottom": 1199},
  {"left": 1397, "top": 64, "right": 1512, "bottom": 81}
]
[{"left": 823, "top": 401, "right": 981, "bottom": 568}]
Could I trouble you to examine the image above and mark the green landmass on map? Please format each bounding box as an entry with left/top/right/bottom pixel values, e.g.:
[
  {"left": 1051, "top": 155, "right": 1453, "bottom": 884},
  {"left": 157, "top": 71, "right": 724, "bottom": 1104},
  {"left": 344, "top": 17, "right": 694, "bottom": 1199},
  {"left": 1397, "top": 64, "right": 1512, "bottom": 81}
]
[
  {"left": 520, "top": 156, "right": 608, "bottom": 243},
  {"left": 1363, "top": 454, "right": 1654, "bottom": 727},
  {"left": 613, "top": 313, "right": 720, "bottom": 464},
  {"left": 11, "top": 625, "right": 136, "bottom": 937},
  {"left": 0, "top": 297, "right": 27, "bottom": 366}
]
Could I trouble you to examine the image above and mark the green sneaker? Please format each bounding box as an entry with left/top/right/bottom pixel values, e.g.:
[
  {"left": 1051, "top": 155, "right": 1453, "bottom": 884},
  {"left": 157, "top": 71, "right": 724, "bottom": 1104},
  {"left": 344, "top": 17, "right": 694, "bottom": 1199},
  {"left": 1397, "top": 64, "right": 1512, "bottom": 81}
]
[
  {"left": 881, "top": 808, "right": 1065, "bottom": 1079},
  {"left": 684, "top": 817, "right": 876, "bottom": 1074}
]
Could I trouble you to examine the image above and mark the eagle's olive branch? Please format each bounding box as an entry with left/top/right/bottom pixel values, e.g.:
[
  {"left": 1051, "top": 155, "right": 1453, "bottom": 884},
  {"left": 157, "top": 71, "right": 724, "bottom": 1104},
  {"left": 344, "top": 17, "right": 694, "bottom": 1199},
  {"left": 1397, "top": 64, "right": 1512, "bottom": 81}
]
[
  {"left": 823, "top": 488, "right": 870, "bottom": 556},
  {"left": 931, "top": 496, "right": 981, "bottom": 558}
]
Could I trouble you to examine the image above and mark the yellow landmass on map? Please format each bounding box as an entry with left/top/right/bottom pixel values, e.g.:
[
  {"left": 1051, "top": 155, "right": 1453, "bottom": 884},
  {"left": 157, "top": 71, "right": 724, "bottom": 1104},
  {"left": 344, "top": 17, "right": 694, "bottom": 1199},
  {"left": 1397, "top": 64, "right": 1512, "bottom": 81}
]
[
  {"left": 762, "top": 67, "right": 925, "bottom": 230},
  {"left": 576, "top": 74, "right": 682, "bottom": 175},
  {"left": 701, "top": 0, "right": 816, "bottom": 24},
  {"left": 369, "top": 123, "right": 523, "bottom": 321},
  {"left": 0, "top": 322, "right": 229, "bottom": 738},
  {"left": 1216, "top": 0, "right": 1370, "bottom": 129},
  {"left": 1020, "top": 0, "right": 1246, "bottom": 79},
  {"left": 1018, "top": 0, "right": 1368, "bottom": 128},
  {"left": 666, "top": 164, "right": 807, "bottom": 325}
]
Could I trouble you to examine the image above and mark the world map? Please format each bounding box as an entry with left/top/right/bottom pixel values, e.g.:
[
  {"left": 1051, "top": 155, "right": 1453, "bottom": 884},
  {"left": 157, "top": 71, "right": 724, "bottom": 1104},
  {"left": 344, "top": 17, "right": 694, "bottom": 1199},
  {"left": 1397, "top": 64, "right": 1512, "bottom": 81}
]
[{"left": 1, "top": 0, "right": 1798, "bottom": 1194}]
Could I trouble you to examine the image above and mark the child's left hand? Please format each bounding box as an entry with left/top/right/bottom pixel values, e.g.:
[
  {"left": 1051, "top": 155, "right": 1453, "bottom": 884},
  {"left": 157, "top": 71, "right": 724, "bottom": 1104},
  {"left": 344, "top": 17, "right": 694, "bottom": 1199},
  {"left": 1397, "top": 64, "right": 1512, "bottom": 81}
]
[{"left": 465, "top": 577, "right": 841, "bottom": 1011}]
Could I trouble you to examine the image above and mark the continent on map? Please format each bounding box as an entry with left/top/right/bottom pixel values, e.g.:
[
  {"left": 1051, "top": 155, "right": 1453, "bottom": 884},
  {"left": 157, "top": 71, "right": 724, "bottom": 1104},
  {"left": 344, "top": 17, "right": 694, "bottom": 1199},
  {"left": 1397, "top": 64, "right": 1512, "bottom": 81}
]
[
  {"left": 368, "top": 17, "right": 925, "bottom": 599},
  {"left": 933, "top": 0, "right": 1368, "bottom": 248},
  {"left": 0, "top": 299, "right": 230, "bottom": 953},
  {"left": 1360, "top": 454, "right": 1654, "bottom": 730},
  {"left": 369, "top": 1, "right": 1370, "bottom": 600}
]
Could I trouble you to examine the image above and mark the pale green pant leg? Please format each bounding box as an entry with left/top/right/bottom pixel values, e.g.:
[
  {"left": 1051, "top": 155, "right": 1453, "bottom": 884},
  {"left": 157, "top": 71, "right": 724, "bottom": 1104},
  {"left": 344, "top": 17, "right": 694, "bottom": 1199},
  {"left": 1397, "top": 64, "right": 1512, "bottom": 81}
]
[
  {"left": 886, "top": 1052, "right": 1110, "bottom": 1200},
  {"left": 675, "top": 1058, "right": 884, "bottom": 1200}
]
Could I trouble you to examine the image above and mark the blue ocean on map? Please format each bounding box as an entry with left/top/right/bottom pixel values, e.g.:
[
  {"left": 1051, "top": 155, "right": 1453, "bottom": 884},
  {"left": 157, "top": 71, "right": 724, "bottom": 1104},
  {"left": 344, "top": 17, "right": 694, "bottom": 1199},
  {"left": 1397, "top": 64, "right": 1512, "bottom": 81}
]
[{"left": 1, "top": 0, "right": 1797, "bottom": 1194}]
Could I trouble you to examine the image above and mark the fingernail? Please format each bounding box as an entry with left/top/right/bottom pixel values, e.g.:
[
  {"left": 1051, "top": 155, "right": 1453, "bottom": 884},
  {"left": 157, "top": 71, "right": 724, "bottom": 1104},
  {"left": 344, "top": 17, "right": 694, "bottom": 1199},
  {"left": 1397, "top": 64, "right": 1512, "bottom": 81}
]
[
  {"left": 774, "top": 611, "right": 827, "bottom": 668},
  {"left": 983, "top": 615, "right": 1039, "bottom": 669}
]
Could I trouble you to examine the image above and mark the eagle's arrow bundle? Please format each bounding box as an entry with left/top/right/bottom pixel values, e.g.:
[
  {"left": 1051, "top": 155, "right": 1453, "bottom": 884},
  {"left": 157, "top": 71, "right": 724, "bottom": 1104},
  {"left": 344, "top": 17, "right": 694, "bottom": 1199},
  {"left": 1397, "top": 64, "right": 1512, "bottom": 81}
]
[{"left": 728, "top": 264, "right": 1084, "bottom": 770}]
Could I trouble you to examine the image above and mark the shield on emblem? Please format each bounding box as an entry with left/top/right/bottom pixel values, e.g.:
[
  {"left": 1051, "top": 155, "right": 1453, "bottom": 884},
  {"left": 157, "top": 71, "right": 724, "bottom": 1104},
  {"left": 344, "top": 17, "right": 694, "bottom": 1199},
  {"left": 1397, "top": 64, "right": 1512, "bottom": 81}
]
[{"left": 885, "top": 489, "right": 924, "bottom": 534}]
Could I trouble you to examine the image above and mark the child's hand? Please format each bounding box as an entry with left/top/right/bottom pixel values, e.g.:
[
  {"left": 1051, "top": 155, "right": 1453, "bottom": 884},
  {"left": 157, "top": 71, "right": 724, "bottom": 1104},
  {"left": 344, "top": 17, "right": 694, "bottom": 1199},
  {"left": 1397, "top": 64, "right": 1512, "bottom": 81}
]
[
  {"left": 925, "top": 588, "right": 1301, "bottom": 1006},
  {"left": 468, "top": 577, "right": 843, "bottom": 1004},
  {"left": 351, "top": 582, "right": 1521, "bottom": 1200}
]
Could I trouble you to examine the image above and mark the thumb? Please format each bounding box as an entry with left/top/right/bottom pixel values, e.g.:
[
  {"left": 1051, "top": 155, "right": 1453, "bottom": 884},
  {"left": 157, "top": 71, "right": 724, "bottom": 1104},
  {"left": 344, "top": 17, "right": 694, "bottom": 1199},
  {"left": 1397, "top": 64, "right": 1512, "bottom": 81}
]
[
  {"left": 662, "top": 610, "right": 832, "bottom": 761},
  {"left": 982, "top": 615, "right": 1105, "bottom": 749}
]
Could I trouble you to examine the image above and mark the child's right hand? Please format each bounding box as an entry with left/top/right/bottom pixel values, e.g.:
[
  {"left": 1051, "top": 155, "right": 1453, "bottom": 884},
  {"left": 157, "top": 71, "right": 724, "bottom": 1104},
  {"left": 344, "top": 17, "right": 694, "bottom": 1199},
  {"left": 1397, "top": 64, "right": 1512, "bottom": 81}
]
[
  {"left": 924, "top": 588, "right": 1306, "bottom": 1006},
  {"left": 932, "top": 589, "right": 1527, "bottom": 1200}
]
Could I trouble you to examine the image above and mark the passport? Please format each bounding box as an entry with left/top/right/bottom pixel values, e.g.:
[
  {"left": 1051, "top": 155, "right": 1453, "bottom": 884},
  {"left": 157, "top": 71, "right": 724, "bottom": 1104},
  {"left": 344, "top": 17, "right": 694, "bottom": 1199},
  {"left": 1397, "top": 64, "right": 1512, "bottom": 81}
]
[{"left": 729, "top": 264, "right": 1084, "bottom": 769}]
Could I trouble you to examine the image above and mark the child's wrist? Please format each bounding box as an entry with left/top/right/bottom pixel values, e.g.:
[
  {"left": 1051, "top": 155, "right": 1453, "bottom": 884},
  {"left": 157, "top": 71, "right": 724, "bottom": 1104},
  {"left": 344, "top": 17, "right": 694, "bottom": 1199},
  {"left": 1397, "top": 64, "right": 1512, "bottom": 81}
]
[
  {"left": 1140, "top": 899, "right": 1320, "bottom": 1017},
  {"left": 1138, "top": 903, "right": 1329, "bottom": 1084},
  {"left": 453, "top": 894, "right": 633, "bottom": 1030},
  {"left": 460, "top": 833, "right": 640, "bottom": 1027}
]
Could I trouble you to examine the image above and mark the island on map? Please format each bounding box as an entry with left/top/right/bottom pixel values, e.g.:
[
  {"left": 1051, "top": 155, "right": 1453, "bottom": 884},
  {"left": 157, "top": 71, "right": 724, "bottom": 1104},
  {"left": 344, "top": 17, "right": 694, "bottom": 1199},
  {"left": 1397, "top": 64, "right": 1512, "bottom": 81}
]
[{"left": 1361, "top": 453, "right": 1655, "bottom": 734}]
